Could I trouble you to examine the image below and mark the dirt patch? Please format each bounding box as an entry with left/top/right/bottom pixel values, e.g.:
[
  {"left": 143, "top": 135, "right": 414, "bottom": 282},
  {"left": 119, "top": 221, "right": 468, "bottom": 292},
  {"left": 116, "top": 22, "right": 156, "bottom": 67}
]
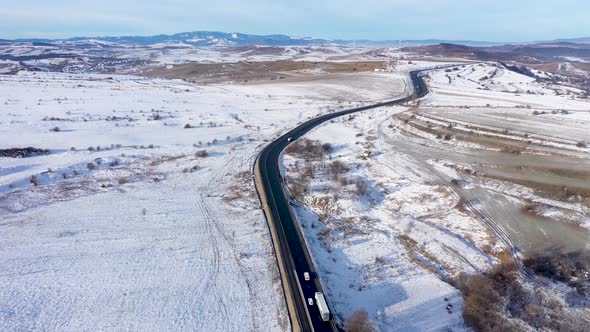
[{"left": 142, "top": 60, "right": 385, "bottom": 83}]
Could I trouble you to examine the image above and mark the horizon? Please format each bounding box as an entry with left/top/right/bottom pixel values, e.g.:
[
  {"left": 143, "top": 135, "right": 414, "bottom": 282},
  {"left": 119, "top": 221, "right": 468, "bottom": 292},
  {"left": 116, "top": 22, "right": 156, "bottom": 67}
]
[
  {"left": 3, "top": 0, "right": 590, "bottom": 42},
  {"left": 2, "top": 29, "right": 589, "bottom": 44}
]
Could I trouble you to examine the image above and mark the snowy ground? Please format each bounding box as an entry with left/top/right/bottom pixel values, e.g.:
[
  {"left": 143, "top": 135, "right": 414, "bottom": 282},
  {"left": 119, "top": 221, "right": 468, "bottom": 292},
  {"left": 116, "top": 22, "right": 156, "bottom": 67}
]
[
  {"left": 282, "top": 62, "right": 590, "bottom": 330},
  {"left": 0, "top": 71, "right": 406, "bottom": 330},
  {"left": 283, "top": 107, "right": 493, "bottom": 331}
]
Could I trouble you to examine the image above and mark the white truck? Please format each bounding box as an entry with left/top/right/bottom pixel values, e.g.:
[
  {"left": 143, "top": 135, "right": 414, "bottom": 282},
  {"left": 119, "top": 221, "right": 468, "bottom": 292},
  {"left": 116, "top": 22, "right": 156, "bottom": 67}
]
[{"left": 314, "top": 292, "right": 330, "bottom": 322}]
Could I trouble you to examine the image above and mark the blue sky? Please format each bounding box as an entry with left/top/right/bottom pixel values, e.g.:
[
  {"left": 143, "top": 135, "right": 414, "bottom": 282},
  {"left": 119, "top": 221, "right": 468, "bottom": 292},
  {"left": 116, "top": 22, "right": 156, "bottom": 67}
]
[{"left": 2, "top": 0, "right": 589, "bottom": 41}]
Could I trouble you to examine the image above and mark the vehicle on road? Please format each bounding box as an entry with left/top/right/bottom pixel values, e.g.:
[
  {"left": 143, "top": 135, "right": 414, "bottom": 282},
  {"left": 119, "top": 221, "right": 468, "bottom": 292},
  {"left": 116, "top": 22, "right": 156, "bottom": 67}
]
[
  {"left": 304, "top": 272, "right": 310, "bottom": 281},
  {"left": 308, "top": 298, "right": 314, "bottom": 306},
  {"left": 287, "top": 137, "right": 293, "bottom": 142},
  {"left": 314, "top": 292, "right": 330, "bottom": 322}
]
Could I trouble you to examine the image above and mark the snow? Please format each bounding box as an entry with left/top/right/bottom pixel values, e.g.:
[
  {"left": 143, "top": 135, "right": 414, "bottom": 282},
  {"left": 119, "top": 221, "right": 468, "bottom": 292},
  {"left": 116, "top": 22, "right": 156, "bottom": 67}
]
[
  {"left": 283, "top": 104, "right": 498, "bottom": 331},
  {"left": 281, "top": 60, "right": 590, "bottom": 330},
  {"left": 422, "top": 63, "right": 589, "bottom": 109},
  {"left": 0, "top": 70, "right": 405, "bottom": 330}
]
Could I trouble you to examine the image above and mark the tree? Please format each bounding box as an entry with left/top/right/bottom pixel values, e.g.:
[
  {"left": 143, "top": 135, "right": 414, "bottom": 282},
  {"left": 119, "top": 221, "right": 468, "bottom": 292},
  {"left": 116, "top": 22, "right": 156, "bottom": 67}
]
[{"left": 345, "top": 309, "right": 374, "bottom": 332}]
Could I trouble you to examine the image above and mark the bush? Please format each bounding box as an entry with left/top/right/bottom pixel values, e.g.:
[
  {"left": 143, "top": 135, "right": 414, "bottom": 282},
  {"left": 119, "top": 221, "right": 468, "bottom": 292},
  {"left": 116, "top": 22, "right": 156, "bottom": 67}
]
[
  {"left": 456, "top": 254, "right": 590, "bottom": 332},
  {"left": 523, "top": 250, "right": 590, "bottom": 288},
  {"left": 576, "top": 141, "right": 587, "bottom": 148},
  {"left": 50, "top": 126, "right": 60, "bottom": 132},
  {"left": 195, "top": 150, "right": 208, "bottom": 158},
  {"left": 338, "top": 177, "right": 349, "bottom": 186},
  {"left": 345, "top": 309, "right": 374, "bottom": 332},
  {"left": 329, "top": 160, "right": 348, "bottom": 180},
  {"left": 458, "top": 262, "right": 526, "bottom": 331},
  {"left": 184, "top": 123, "right": 191, "bottom": 129},
  {"left": 86, "top": 163, "right": 95, "bottom": 170},
  {"left": 285, "top": 139, "right": 325, "bottom": 161},
  {"left": 355, "top": 178, "right": 369, "bottom": 195},
  {"left": 289, "top": 181, "right": 307, "bottom": 201}
]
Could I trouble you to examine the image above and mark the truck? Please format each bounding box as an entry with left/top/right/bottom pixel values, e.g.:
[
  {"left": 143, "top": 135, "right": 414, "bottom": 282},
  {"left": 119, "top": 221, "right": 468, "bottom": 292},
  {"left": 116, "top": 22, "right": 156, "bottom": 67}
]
[{"left": 314, "top": 292, "right": 330, "bottom": 322}]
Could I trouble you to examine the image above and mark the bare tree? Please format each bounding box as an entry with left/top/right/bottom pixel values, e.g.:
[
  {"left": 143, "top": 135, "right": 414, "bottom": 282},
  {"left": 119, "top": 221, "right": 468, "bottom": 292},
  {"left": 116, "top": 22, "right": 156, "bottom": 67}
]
[{"left": 345, "top": 309, "right": 374, "bottom": 332}]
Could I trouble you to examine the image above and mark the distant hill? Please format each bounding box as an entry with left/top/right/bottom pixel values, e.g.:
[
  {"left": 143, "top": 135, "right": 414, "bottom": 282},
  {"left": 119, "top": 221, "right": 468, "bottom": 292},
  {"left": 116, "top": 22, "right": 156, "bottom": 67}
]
[
  {"left": 2, "top": 31, "right": 588, "bottom": 50},
  {"left": 0, "top": 31, "right": 510, "bottom": 47},
  {"left": 404, "top": 41, "right": 590, "bottom": 64},
  {"left": 551, "top": 37, "right": 590, "bottom": 44}
]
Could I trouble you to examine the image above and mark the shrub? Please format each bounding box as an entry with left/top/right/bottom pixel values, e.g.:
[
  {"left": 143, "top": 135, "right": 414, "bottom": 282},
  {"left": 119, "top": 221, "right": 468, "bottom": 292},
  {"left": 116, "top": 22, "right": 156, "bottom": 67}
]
[
  {"left": 50, "top": 126, "right": 60, "bottom": 132},
  {"left": 576, "top": 141, "right": 587, "bottom": 148},
  {"left": 355, "top": 178, "right": 369, "bottom": 195},
  {"left": 329, "top": 160, "right": 348, "bottom": 180},
  {"left": 30, "top": 175, "right": 39, "bottom": 186},
  {"left": 345, "top": 309, "right": 374, "bottom": 332},
  {"left": 456, "top": 254, "right": 590, "bottom": 332},
  {"left": 302, "top": 163, "right": 314, "bottom": 178},
  {"left": 195, "top": 150, "right": 208, "bottom": 158},
  {"left": 289, "top": 181, "right": 307, "bottom": 201},
  {"left": 523, "top": 250, "right": 590, "bottom": 288},
  {"left": 285, "top": 139, "right": 325, "bottom": 160},
  {"left": 184, "top": 123, "right": 191, "bottom": 129},
  {"left": 86, "top": 162, "right": 95, "bottom": 170},
  {"left": 338, "top": 177, "right": 350, "bottom": 186}
]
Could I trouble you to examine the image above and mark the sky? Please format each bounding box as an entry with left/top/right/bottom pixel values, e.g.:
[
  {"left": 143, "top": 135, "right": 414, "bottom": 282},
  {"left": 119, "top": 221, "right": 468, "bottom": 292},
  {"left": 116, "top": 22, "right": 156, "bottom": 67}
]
[{"left": 2, "top": 0, "right": 589, "bottom": 42}]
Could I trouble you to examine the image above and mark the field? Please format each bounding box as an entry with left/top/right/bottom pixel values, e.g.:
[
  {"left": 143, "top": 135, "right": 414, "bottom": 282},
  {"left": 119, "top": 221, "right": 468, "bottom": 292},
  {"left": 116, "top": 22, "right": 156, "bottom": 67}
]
[
  {"left": 2, "top": 35, "right": 590, "bottom": 331},
  {"left": 0, "top": 70, "right": 406, "bottom": 330},
  {"left": 283, "top": 62, "right": 590, "bottom": 330}
]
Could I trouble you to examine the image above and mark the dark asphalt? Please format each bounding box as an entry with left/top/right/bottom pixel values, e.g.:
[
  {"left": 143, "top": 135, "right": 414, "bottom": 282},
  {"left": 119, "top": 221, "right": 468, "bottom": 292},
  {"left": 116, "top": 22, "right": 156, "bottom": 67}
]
[{"left": 255, "top": 71, "right": 428, "bottom": 332}]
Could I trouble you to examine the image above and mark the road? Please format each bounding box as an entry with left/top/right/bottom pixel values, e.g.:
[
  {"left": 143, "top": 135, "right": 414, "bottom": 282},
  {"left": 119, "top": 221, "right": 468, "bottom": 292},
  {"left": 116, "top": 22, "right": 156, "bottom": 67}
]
[{"left": 253, "top": 70, "right": 428, "bottom": 332}]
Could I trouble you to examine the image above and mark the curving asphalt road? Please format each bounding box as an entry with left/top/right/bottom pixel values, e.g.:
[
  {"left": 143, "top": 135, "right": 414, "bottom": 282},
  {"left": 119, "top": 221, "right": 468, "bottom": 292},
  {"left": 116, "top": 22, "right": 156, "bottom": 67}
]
[{"left": 254, "top": 70, "right": 428, "bottom": 332}]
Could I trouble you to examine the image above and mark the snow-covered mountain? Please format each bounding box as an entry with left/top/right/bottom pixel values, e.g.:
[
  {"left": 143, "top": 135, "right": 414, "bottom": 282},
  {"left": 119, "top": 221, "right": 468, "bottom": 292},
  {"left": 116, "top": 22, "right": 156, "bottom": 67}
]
[
  {"left": 0, "top": 31, "right": 328, "bottom": 47},
  {"left": 0, "top": 31, "right": 515, "bottom": 47}
]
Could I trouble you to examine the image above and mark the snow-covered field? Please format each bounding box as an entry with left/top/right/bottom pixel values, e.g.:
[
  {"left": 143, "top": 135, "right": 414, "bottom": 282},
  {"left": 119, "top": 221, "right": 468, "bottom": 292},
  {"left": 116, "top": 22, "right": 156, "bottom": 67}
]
[
  {"left": 422, "top": 63, "right": 589, "bottom": 109},
  {"left": 282, "top": 61, "right": 590, "bottom": 330},
  {"left": 283, "top": 107, "right": 496, "bottom": 331},
  {"left": 0, "top": 71, "right": 406, "bottom": 330},
  {"left": 2, "top": 58, "right": 587, "bottom": 331}
]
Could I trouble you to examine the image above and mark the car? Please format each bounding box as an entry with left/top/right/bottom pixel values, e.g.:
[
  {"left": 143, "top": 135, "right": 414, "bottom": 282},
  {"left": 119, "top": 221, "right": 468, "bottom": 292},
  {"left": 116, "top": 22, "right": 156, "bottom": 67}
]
[
  {"left": 287, "top": 137, "right": 293, "bottom": 142},
  {"left": 308, "top": 298, "right": 314, "bottom": 306},
  {"left": 304, "top": 272, "right": 310, "bottom": 281}
]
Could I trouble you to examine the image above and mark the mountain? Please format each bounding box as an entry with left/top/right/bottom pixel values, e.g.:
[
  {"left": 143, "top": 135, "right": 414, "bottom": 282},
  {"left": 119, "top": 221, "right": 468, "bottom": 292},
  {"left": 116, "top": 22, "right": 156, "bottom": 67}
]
[
  {"left": 551, "top": 37, "right": 590, "bottom": 44},
  {"left": 1, "top": 31, "right": 329, "bottom": 47},
  {"left": 2, "top": 31, "right": 589, "bottom": 48},
  {"left": 0, "top": 31, "right": 510, "bottom": 47},
  {"left": 404, "top": 41, "right": 590, "bottom": 64}
]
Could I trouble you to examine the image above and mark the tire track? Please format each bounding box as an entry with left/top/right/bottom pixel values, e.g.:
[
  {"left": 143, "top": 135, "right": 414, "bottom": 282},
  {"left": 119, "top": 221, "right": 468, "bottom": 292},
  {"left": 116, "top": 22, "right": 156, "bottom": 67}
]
[{"left": 196, "top": 146, "right": 261, "bottom": 330}]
